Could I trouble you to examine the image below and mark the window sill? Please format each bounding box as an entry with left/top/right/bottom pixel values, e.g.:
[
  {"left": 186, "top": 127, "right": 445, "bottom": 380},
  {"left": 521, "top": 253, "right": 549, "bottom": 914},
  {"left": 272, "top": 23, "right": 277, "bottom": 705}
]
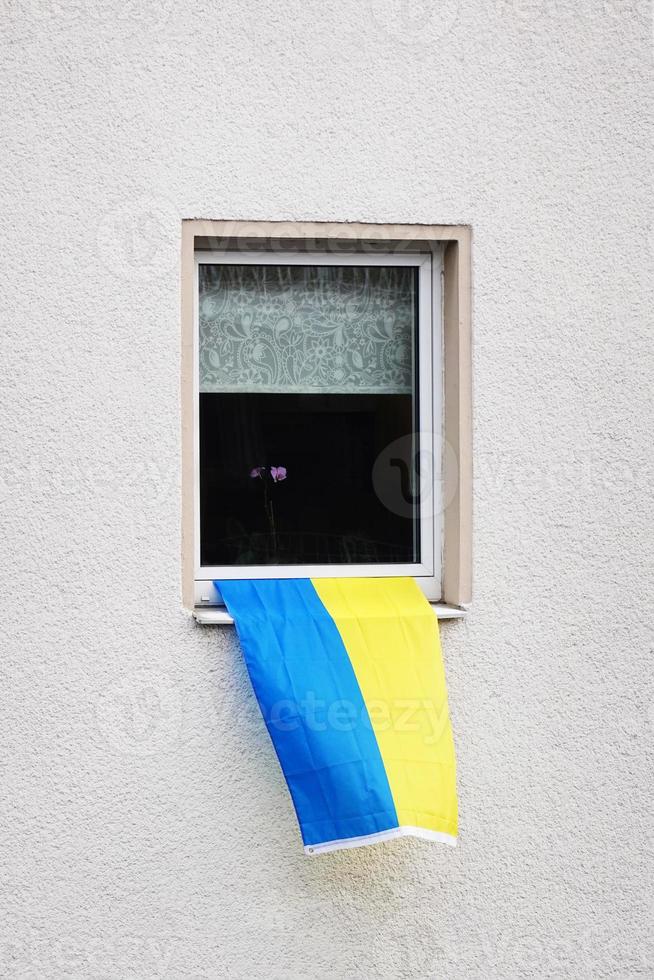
[{"left": 193, "top": 603, "right": 468, "bottom": 624}]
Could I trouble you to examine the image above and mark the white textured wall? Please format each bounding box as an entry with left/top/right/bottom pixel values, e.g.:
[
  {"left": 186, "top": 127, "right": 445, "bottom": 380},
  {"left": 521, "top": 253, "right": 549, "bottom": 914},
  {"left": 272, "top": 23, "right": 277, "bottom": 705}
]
[{"left": 1, "top": 1, "right": 652, "bottom": 977}]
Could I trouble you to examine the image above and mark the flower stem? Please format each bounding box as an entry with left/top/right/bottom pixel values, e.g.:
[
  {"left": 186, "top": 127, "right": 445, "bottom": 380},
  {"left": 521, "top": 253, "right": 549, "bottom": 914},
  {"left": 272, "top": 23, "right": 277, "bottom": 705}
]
[{"left": 262, "top": 476, "right": 277, "bottom": 557}]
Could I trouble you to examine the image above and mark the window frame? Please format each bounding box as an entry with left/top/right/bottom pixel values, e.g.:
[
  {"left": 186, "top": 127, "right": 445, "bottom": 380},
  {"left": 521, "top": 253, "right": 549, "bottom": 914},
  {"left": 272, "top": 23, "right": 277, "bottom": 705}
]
[
  {"left": 181, "top": 220, "right": 472, "bottom": 618},
  {"left": 194, "top": 249, "right": 441, "bottom": 600}
]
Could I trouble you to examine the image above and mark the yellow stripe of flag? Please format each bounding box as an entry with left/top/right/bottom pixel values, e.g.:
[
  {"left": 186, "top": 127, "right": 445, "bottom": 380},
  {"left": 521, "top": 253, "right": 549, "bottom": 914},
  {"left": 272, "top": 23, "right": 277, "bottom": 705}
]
[{"left": 312, "top": 577, "right": 458, "bottom": 838}]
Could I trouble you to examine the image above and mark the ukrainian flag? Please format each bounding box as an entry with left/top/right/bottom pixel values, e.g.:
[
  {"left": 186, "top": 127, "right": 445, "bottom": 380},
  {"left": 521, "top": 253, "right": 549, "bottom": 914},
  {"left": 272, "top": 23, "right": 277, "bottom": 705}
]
[{"left": 217, "top": 577, "right": 458, "bottom": 855}]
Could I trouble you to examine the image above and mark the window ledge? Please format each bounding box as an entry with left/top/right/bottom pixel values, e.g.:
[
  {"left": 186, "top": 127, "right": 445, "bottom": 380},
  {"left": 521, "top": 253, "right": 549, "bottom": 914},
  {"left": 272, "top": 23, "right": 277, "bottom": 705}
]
[{"left": 193, "top": 603, "right": 468, "bottom": 625}]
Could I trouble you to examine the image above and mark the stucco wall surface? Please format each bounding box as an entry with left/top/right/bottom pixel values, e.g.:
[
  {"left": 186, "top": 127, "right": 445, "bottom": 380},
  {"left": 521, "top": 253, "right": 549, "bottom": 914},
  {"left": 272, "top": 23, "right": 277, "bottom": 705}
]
[{"left": 1, "top": 1, "right": 652, "bottom": 977}]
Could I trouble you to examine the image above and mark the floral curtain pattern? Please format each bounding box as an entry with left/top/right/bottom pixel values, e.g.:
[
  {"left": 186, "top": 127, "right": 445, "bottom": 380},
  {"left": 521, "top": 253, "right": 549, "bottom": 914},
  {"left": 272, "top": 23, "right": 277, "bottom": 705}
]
[{"left": 199, "top": 264, "right": 416, "bottom": 394}]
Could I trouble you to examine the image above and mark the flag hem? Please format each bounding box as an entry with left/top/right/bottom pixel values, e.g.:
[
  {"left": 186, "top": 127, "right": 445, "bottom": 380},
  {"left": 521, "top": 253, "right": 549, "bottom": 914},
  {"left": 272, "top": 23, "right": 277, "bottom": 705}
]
[{"left": 304, "top": 826, "right": 457, "bottom": 856}]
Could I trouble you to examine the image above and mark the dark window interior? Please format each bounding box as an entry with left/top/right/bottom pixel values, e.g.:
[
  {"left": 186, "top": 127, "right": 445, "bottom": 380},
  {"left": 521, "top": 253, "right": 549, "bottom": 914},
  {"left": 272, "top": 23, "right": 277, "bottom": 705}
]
[{"left": 200, "top": 393, "right": 419, "bottom": 565}]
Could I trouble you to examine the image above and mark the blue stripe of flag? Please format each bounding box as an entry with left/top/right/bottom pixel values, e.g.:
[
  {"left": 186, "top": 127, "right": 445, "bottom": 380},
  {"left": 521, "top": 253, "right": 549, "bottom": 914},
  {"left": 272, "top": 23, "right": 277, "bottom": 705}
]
[{"left": 216, "top": 579, "right": 399, "bottom": 847}]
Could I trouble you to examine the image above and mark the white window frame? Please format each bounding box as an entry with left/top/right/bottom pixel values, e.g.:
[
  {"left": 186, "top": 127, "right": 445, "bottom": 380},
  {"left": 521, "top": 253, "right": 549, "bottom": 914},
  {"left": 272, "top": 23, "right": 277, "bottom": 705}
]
[{"left": 193, "top": 248, "right": 443, "bottom": 605}]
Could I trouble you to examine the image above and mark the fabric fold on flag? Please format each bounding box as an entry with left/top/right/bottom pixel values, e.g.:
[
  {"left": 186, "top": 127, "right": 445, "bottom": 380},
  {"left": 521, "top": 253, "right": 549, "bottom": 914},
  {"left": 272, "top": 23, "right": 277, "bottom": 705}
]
[{"left": 216, "top": 577, "right": 457, "bottom": 855}]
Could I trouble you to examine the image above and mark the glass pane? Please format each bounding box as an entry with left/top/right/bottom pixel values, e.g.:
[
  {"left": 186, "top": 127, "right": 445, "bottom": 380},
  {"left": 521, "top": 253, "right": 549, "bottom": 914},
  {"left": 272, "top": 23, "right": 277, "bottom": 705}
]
[
  {"left": 199, "top": 264, "right": 420, "bottom": 566},
  {"left": 199, "top": 264, "right": 415, "bottom": 394}
]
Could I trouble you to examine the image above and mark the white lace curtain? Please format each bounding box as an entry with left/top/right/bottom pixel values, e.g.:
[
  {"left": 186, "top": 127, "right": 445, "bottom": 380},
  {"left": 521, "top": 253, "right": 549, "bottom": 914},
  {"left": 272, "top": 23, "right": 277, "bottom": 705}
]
[{"left": 199, "top": 264, "right": 416, "bottom": 394}]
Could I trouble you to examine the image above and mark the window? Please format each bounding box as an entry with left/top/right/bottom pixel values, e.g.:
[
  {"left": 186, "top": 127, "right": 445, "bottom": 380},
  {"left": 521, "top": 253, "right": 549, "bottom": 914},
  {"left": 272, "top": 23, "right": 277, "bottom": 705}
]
[{"left": 182, "top": 221, "right": 472, "bottom": 615}]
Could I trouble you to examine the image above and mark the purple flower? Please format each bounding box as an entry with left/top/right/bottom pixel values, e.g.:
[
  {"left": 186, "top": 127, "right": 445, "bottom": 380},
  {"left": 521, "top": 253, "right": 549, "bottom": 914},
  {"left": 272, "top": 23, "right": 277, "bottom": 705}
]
[
  {"left": 270, "top": 466, "right": 287, "bottom": 483},
  {"left": 250, "top": 466, "right": 265, "bottom": 478}
]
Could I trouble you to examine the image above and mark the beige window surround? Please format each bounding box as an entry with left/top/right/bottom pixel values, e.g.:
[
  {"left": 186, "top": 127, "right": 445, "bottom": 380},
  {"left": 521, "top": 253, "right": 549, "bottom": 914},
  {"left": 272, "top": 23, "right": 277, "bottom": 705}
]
[{"left": 181, "top": 219, "right": 472, "bottom": 616}]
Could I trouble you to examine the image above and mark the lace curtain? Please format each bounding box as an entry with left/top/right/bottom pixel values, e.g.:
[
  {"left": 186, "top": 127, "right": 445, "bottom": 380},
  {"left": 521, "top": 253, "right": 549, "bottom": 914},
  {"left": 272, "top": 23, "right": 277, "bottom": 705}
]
[{"left": 199, "top": 264, "right": 416, "bottom": 394}]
